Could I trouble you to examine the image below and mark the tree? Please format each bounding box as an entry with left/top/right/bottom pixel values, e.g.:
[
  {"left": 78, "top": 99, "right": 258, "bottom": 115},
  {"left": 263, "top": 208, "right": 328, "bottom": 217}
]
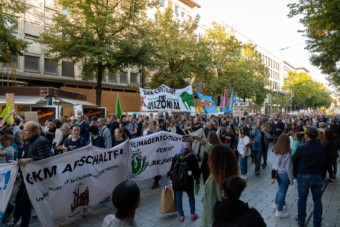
[
  {"left": 288, "top": 0, "right": 340, "bottom": 86},
  {"left": 147, "top": 7, "right": 213, "bottom": 89},
  {"left": 283, "top": 71, "right": 332, "bottom": 109},
  {"left": 0, "top": 0, "right": 27, "bottom": 62},
  {"left": 203, "top": 23, "right": 269, "bottom": 103},
  {"left": 40, "top": 0, "right": 155, "bottom": 106}
]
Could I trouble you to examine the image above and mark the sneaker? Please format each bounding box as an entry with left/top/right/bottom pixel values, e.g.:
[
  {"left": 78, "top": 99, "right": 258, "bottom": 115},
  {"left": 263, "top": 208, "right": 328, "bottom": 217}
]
[
  {"left": 275, "top": 210, "right": 289, "bottom": 218},
  {"left": 240, "top": 175, "right": 247, "bottom": 180},
  {"left": 191, "top": 214, "right": 198, "bottom": 221},
  {"left": 179, "top": 216, "right": 185, "bottom": 222},
  {"left": 255, "top": 171, "right": 260, "bottom": 176}
]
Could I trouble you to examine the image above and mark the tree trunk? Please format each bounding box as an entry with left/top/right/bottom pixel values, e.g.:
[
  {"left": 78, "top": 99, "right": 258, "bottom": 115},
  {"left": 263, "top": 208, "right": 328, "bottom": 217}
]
[{"left": 96, "top": 62, "right": 103, "bottom": 106}]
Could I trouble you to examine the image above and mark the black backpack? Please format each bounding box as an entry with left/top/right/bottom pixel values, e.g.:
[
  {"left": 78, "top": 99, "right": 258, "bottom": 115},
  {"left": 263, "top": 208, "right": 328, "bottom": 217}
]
[{"left": 172, "top": 153, "right": 191, "bottom": 189}]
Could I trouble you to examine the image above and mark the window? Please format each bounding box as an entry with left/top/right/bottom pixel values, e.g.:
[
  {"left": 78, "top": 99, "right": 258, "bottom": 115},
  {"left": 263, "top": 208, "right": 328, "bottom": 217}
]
[
  {"left": 44, "top": 59, "right": 57, "bottom": 74},
  {"left": 160, "top": 0, "right": 166, "bottom": 7},
  {"left": 108, "top": 72, "right": 117, "bottom": 83},
  {"left": 130, "top": 73, "right": 138, "bottom": 85},
  {"left": 62, "top": 61, "right": 74, "bottom": 77},
  {"left": 24, "top": 21, "right": 41, "bottom": 39},
  {"left": 175, "top": 5, "right": 179, "bottom": 15},
  {"left": 181, "top": 11, "right": 185, "bottom": 18},
  {"left": 25, "top": 55, "right": 40, "bottom": 72},
  {"left": 120, "top": 71, "right": 128, "bottom": 84}
]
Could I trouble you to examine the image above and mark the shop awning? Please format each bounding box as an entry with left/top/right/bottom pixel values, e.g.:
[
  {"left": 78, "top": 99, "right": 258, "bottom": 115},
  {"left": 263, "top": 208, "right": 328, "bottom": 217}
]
[
  {"left": 58, "top": 97, "right": 97, "bottom": 106},
  {"left": 0, "top": 96, "right": 46, "bottom": 105}
]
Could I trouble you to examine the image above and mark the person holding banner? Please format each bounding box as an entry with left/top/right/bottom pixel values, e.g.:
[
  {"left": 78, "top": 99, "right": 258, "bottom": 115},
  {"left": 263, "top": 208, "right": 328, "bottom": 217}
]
[
  {"left": 9, "top": 121, "right": 52, "bottom": 227},
  {"left": 63, "top": 125, "right": 87, "bottom": 152}
]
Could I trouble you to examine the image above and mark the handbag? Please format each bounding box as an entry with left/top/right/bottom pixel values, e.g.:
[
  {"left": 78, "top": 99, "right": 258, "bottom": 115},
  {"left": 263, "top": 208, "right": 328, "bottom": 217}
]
[
  {"left": 271, "top": 155, "right": 284, "bottom": 179},
  {"left": 160, "top": 185, "right": 177, "bottom": 214}
]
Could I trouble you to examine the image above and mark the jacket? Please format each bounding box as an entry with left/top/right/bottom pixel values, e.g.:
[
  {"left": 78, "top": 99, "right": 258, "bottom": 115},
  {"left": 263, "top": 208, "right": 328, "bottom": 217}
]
[
  {"left": 293, "top": 139, "right": 327, "bottom": 177},
  {"left": 202, "top": 177, "right": 222, "bottom": 227},
  {"left": 213, "top": 199, "right": 266, "bottom": 227},
  {"left": 26, "top": 135, "right": 52, "bottom": 161},
  {"left": 169, "top": 152, "right": 199, "bottom": 192}
]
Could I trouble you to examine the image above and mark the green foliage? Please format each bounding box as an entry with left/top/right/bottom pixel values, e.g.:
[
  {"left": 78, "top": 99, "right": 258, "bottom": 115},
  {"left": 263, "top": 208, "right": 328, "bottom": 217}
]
[
  {"left": 288, "top": 0, "right": 340, "bottom": 86},
  {"left": 202, "top": 23, "right": 269, "bottom": 103},
  {"left": 283, "top": 71, "right": 332, "bottom": 108},
  {"left": 147, "top": 8, "right": 212, "bottom": 89},
  {"left": 0, "top": 0, "right": 27, "bottom": 62},
  {"left": 40, "top": 0, "right": 155, "bottom": 105}
]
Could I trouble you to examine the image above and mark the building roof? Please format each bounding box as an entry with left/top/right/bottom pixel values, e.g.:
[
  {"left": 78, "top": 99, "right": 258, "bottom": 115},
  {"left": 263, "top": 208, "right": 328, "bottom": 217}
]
[{"left": 179, "top": 0, "right": 201, "bottom": 8}]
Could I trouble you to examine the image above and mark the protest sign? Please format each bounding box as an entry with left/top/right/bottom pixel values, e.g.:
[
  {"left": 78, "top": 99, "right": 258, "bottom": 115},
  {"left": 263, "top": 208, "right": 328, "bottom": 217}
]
[
  {"left": 233, "top": 102, "right": 250, "bottom": 117},
  {"left": 139, "top": 84, "right": 195, "bottom": 112},
  {"left": 21, "top": 142, "right": 130, "bottom": 227},
  {"left": 0, "top": 163, "right": 18, "bottom": 221},
  {"left": 130, "top": 131, "right": 182, "bottom": 181}
]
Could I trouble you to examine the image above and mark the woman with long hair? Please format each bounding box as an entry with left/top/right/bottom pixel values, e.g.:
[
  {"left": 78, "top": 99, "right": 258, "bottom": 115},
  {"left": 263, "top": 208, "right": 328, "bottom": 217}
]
[
  {"left": 192, "top": 131, "right": 222, "bottom": 183},
  {"left": 271, "top": 134, "right": 294, "bottom": 218},
  {"left": 202, "top": 144, "right": 239, "bottom": 227},
  {"left": 237, "top": 127, "right": 251, "bottom": 180}
]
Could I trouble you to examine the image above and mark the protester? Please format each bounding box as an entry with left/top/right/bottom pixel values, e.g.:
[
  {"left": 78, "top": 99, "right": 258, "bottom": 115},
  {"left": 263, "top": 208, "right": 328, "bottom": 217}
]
[
  {"left": 169, "top": 147, "right": 200, "bottom": 222},
  {"left": 98, "top": 118, "right": 112, "bottom": 148},
  {"left": 113, "top": 128, "right": 126, "bottom": 146},
  {"left": 202, "top": 144, "right": 239, "bottom": 227},
  {"left": 102, "top": 180, "right": 140, "bottom": 227},
  {"left": 0, "top": 133, "right": 15, "bottom": 163},
  {"left": 213, "top": 176, "right": 266, "bottom": 227},
  {"left": 271, "top": 134, "right": 294, "bottom": 218},
  {"left": 324, "top": 129, "right": 338, "bottom": 182},
  {"left": 237, "top": 127, "right": 251, "bottom": 180},
  {"left": 250, "top": 121, "right": 264, "bottom": 176},
  {"left": 63, "top": 125, "right": 87, "bottom": 152},
  {"left": 9, "top": 121, "right": 52, "bottom": 227},
  {"left": 293, "top": 127, "right": 327, "bottom": 227},
  {"left": 89, "top": 124, "right": 105, "bottom": 148}
]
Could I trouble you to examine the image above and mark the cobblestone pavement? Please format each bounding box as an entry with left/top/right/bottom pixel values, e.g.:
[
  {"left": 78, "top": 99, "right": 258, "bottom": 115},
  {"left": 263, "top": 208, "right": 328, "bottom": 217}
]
[{"left": 2, "top": 151, "right": 339, "bottom": 227}]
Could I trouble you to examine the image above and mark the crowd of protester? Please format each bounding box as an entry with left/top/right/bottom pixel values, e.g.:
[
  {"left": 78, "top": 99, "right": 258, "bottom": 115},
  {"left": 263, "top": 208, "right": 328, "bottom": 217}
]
[{"left": 0, "top": 111, "right": 339, "bottom": 227}]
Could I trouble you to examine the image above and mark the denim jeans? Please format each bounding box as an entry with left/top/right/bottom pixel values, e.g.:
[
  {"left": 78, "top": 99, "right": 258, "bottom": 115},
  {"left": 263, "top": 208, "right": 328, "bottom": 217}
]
[
  {"left": 275, "top": 172, "right": 290, "bottom": 211},
  {"left": 175, "top": 191, "right": 195, "bottom": 216},
  {"left": 253, "top": 149, "right": 262, "bottom": 173},
  {"left": 297, "top": 174, "right": 324, "bottom": 227},
  {"left": 239, "top": 156, "right": 248, "bottom": 175}
]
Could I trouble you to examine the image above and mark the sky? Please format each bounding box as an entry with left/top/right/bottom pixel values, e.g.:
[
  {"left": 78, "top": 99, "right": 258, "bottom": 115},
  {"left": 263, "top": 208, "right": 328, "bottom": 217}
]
[{"left": 197, "top": 0, "right": 330, "bottom": 86}]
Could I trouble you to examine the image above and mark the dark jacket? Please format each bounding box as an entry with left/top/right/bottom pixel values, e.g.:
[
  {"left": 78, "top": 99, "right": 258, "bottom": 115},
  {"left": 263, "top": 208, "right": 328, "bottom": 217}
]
[
  {"left": 25, "top": 134, "right": 52, "bottom": 161},
  {"left": 213, "top": 199, "right": 266, "bottom": 227},
  {"left": 169, "top": 152, "right": 200, "bottom": 192},
  {"left": 293, "top": 139, "right": 327, "bottom": 177},
  {"left": 91, "top": 135, "right": 105, "bottom": 148},
  {"left": 79, "top": 120, "right": 90, "bottom": 142}
]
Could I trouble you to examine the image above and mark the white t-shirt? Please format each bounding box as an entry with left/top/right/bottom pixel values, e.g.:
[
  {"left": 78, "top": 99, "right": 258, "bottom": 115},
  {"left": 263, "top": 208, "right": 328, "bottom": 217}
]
[
  {"left": 237, "top": 136, "right": 250, "bottom": 156},
  {"left": 102, "top": 214, "right": 137, "bottom": 227}
]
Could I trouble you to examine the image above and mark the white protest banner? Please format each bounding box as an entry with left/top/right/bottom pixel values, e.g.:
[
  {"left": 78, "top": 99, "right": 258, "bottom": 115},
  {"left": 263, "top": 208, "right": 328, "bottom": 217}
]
[
  {"left": 21, "top": 142, "right": 130, "bottom": 227},
  {"left": 130, "top": 131, "right": 182, "bottom": 181},
  {"left": 0, "top": 163, "right": 18, "bottom": 221},
  {"left": 233, "top": 102, "right": 250, "bottom": 117},
  {"left": 139, "top": 84, "right": 196, "bottom": 112},
  {"left": 190, "top": 128, "right": 206, "bottom": 165}
]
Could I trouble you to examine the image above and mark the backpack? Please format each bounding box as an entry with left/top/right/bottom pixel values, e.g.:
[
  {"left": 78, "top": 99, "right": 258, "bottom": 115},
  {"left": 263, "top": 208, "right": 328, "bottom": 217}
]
[{"left": 172, "top": 153, "right": 192, "bottom": 190}]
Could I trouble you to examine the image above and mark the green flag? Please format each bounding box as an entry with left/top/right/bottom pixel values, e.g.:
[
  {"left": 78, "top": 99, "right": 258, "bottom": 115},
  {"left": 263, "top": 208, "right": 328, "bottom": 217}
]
[
  {"left": 116, "top": 95, "right": 123, "bottom": 118},
  {"left": 0, "top": 101, "right": 14, "bottom": 124}
]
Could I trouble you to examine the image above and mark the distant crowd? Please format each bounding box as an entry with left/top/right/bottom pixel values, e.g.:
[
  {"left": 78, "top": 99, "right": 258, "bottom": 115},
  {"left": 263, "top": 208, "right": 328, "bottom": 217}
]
[{"left": 0, "top": 111, "right": 339, "bottom": 227}]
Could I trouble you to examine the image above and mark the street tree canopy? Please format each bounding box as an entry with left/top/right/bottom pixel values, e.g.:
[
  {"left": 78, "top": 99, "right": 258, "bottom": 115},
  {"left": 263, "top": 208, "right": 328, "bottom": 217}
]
[
  {"left": 0, "top": 0, "right": 27, "bottom": 63},
  {"left": 40, "top": 0, "right": 155, "bottom": 106},
  {"left": 283, "top": 71, "right": 332, "bottom": 109},
  {"left": 147, "top": 7, "right": 212, "bottom": 89},
  {"left": 288, "top": 0, "right": 340, "bottom": 87}
]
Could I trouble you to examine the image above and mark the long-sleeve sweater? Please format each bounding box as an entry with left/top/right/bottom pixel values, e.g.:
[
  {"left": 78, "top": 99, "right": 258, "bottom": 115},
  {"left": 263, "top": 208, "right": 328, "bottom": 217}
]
[{"left": 271, "top": 152, "right": 294, "bottom": 181}]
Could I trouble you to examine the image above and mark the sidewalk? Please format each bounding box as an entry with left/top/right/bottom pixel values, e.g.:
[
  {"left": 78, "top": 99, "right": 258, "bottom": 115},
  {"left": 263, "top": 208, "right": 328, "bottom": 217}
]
[{"left": 5, "top": 154, "right": 340, "bottom": 227}]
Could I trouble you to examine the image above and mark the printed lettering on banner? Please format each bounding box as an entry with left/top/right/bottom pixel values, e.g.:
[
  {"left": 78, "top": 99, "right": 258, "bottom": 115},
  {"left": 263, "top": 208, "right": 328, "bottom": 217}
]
[
  {"left": 130, "top": 131, "right": 183, "bottom": 181},
  {"left": 139, "top": 84, "right": 196, "bottom": 112},
  {"left": 20, "top": 142, "right": 130, "bottom": 227},
  {"left": 0, "top": 163, "right": 18, "bottom": 221}
]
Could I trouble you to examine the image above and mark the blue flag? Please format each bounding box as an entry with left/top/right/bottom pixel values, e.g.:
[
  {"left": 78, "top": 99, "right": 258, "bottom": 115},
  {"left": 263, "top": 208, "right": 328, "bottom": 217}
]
[
  {"left": 196, "top": 92, "right": 218, "bottom": 114},
  {"left": 229, "top": 89, "right": 235, "bottom": 113}
]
